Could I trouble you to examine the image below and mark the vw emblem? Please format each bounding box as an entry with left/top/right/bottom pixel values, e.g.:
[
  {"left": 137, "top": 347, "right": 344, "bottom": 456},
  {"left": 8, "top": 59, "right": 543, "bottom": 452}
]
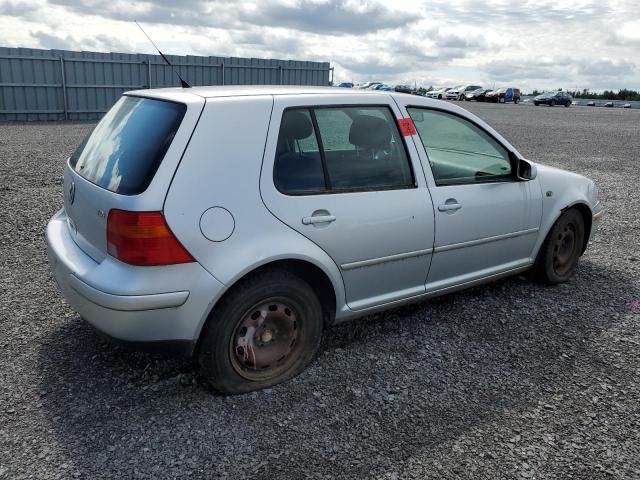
[{"left": 68, "top": 181, "right": 76, "bottom": 205}]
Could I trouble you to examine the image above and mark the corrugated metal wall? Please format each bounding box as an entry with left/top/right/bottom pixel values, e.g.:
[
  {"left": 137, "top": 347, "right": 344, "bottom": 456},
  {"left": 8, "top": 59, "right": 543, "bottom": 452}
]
[{"left": 0, "top": 47, "right": 332, "bottom": 121}]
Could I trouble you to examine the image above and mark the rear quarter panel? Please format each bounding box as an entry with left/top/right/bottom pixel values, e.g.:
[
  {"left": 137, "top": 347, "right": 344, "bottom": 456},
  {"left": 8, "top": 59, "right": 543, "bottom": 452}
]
[{"left": 163, "top": 95, "right": 347, "bottom": 332}]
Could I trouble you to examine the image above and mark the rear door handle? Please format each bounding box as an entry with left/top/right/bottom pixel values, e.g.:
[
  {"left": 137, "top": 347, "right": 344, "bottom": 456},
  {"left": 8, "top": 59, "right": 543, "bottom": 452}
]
[
  {"left": 302, "top": 215, "right": 336, "bottom": 225},
  {"left": 438, "top": 203, "right": 462, "bottom": 212}
]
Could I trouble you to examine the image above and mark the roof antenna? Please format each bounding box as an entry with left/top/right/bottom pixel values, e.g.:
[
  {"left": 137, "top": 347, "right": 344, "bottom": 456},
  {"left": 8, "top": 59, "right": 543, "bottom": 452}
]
[{"left": 135, "top": 20, "right": 191, "bottom": 88}]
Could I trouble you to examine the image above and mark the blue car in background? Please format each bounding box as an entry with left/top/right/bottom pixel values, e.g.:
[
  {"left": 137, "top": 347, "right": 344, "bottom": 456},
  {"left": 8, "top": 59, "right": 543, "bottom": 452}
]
[
  {"left": 336, "top": 82, "right": 353, "bottom": 88},
  {"left": 534, "top": 91, "right": 572, "bottom": 107},
  {"left": 486, "top": 87, "right": 521, "bottom": 104}
]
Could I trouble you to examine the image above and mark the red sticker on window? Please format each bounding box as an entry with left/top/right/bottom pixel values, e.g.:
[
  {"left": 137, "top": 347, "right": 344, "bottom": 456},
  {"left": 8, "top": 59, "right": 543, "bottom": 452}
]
[{"left": 398, "top": 117, "right": 417, "bottom": 136}]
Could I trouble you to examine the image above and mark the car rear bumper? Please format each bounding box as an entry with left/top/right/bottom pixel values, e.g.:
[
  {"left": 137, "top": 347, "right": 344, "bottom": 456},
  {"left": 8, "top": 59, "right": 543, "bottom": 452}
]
[{"left": 46, "top": 208, "right": 225, "bottom": 349}]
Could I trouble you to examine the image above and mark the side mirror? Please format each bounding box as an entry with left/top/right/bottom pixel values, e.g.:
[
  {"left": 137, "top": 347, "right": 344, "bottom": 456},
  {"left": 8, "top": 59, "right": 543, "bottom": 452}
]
[{"left": 516, "top": 158, "right": 537, "bottom": 180}]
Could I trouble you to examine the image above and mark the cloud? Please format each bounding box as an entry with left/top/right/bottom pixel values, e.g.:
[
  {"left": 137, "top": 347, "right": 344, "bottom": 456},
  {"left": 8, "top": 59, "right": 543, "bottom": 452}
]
[
  {"left": 240, "top": 0, "right": 417, "bottom": 35},
  {"left": 608, "top": 19, "right": 640, "bottom": 47},
  {"left": 480, "top": 56, "right": 638, "bottom": 90},
  {"left": 1, "top": 0, "right": 639, "bottom": 90},
  {"left": 32, "top": 29, "right": 135, "bottom": 51},
  {"left": 335, "top": 55, "right": 414, "bottom": 75},
  {"left": 47, "top": 0, "right": 237, "bottom": 28},
  {"left": 43, "top": 0, "right": 416, "bottom": 34},
  {"left": 576, "top": 58, "right": 636, "bottom": 77},
  {"left": 0, "top": 0, "right": 41, "bottom": 17}
]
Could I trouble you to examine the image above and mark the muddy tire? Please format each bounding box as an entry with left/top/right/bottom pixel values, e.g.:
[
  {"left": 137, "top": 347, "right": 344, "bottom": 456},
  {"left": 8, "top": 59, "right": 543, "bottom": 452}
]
[
  {"left": 198, "top": 269, "right": 323, "bottom": 394},
  {"left": 532, "top": 208, "right": 585, "bottom": 284}
]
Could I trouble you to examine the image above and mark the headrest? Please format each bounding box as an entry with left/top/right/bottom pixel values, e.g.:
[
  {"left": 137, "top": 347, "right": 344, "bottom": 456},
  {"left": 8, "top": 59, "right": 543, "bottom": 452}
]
[
  {"left": 281, "top": 111, "right": 313, "bottom": 140},
  {"left": 349, "top": 115, "right": 391, "bottom": 149}
]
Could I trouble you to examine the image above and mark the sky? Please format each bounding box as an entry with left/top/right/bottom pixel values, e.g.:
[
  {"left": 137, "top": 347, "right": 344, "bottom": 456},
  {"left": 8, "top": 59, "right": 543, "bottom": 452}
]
[{"left": 1, "top": 0, "right": 639, "bottom": 91}]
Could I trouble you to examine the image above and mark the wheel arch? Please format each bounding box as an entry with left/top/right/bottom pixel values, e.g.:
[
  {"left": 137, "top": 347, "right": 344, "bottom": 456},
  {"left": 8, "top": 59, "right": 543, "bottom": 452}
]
[
  {"left": 194, "top": 257, "right": 339, "bottom": 355},
  {"left": 536, "top": 201, "right": 593, "bottom": 260},
  {"left": 562, "top": 202, "right": 592, "bottom": 254}
]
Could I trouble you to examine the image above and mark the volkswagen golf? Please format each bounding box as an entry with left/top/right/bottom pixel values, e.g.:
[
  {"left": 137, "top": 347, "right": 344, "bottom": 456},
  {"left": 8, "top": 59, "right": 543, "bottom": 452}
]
[{"left": 47, "top": 86, "right": 603, "bottom": 394}]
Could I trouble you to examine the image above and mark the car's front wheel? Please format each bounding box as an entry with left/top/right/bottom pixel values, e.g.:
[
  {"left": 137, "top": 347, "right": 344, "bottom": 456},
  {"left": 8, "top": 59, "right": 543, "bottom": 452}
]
[
  {"left": 198, "top": 269, "right": 323, "bottom": 394},
  {"left": 514, "top": 97, "right": 520, "bottom": 104},
  {"left": 534, "top": 101, "right": 539, "bottom": 106},
  {"left": 532, "top": 208, "right": 585, "bottom": 284},
  {"left": 550, "top": 100, "right": 556, "bottom": 107}
]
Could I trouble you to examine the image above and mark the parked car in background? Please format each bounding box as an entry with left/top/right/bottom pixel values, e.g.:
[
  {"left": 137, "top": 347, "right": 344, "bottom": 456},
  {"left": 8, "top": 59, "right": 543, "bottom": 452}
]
[
  {"left": 47, "top": 86, "right": 602, "bottom": 394},
  {"left": 486, "top": 87, "right": 521, "bottom": 104},
  {"left": 394, "top": 85, "right": 413, "bottom": 94},
  {"left": 587, "top": 101, "right": 595, "bottom": 106},
  {"left": 465, "top": 88, "right": 491, "bottom": 102},
  {"left": 446, "top": 85, "right": 483, "bottom": 101},
  {"left": 356, "top": 82, "right": 382, "bottom": 90},
  {"left": 427, "top": 87, "right": 451, "bottom": 99},
  {"left": 336, "top": 82, "right": 353, "bottom": 88},
  {"left": 534, "top": 91, "right": 572, "bottom": 107},
  {"left": 604, "top": 101, "right": 614, "bottom": 107}
]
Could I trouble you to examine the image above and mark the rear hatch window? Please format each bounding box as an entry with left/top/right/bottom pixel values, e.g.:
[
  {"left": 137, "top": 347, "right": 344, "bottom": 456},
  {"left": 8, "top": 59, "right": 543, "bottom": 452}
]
[{"left": 70, "top": 96, "right": 186, "bottom": 195}]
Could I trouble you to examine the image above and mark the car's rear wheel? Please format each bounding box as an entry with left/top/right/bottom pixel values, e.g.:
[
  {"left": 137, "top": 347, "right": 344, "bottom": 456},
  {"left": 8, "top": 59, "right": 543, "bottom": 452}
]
[
  {"left": 514, "top": 97, "right": 520, "bottom": 104},
  {"left": 198, "top": 269, "right": 323, "bottom": 394},
  {"left": 565, "top": 101, "right": 570, "bottom": 107},
  {"left": 550, "top": 100, "right": 556, "bottom": 107},
  {"left": 532, "top": 208, "right": 585, "bottom": 284}
]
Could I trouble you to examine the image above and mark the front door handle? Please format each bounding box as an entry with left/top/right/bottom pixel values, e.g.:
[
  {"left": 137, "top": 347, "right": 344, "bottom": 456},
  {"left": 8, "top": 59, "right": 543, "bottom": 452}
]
[
  {"left": 438, "top": 203, "right": 462, "bottom": 212},
  {"left": 302, "top": 214, "right": 336, "bottom": 225}
]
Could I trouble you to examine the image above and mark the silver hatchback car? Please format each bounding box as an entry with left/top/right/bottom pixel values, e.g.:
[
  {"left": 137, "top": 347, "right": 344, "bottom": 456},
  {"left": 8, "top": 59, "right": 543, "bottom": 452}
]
[{"left": 47, "top": 86, "right": 603, "bottom": 394}]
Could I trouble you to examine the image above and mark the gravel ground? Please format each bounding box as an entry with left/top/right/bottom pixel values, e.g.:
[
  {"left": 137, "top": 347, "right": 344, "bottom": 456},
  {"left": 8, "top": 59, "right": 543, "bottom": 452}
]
[{"left": 1, "top": 103, "right": 639, "bottom": 479}]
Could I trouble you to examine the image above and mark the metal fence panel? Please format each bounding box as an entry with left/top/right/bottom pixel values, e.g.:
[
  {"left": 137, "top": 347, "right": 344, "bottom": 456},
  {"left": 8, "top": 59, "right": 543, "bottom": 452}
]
[{"left": 0, "top": 47, "right": 332, "bottom": 121}]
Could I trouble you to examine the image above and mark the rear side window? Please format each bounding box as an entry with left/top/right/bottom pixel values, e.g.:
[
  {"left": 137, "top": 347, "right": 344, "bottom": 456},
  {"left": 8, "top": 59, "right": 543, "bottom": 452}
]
[
  {"left": 274, "top": 106, "right": 414, "bottom": 194},
  {"left": 69, "top": 96, "right": 186, "bottom": 195}
]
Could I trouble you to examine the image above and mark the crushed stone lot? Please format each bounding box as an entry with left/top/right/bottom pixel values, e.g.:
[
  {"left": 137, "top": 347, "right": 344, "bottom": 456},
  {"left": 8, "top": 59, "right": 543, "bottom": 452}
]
[{"left": 1, "top": 102, "right": 639, "bottom": 479}]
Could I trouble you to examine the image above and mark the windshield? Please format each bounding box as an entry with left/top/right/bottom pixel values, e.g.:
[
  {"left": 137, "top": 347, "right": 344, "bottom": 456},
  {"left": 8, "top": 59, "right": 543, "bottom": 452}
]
[{"left": 69, "top": 96, "right": 186, "bottom": 195}]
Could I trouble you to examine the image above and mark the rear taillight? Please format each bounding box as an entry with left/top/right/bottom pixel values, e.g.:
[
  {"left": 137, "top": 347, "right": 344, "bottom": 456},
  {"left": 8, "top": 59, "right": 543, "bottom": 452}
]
[{"left": 107, "top": 210, "right": 194, "bottom": 266}]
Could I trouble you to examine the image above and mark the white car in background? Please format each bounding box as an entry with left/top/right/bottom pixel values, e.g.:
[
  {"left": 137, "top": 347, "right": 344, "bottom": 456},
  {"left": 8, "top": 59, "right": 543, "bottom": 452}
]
[
  {"left": 426, "top": 87, "right": 451, "bottom": 99},
  {"left": 446, "top": 85, "right": 483, "bottom": 101}
]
